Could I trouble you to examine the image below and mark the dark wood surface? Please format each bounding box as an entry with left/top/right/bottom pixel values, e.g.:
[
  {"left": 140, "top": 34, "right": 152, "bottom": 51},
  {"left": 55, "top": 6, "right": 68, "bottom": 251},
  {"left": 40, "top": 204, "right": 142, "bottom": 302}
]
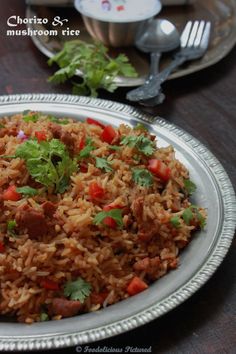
[{"left": 1, "top": 1, "right": 235, "bottom": 353}]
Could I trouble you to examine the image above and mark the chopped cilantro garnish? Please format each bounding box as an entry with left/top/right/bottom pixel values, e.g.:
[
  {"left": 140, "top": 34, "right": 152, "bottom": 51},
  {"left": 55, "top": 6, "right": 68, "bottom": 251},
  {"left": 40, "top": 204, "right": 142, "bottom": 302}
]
[
  {"left": 182, "top": 207, "right": 194, "bottom": 225},
  {"left": 134, "top": 123, "right": 148, "bottom": 131},
  {"left": 184, "top": 179, "right": 197, "bottom": 195},
  {"left": 95, "top": 157, "right": 113, "bottom": 172},
  {"left": 93, "top": 209, "right": 123, "bottom": 229},
  {"left": 16, "top": 186, "right": 38, "bottom": 197},
  {"left": 0, "top": 123, "right": 5, "bottom": 129},
  {"left": 15, "top": 139, "right": 77, "bottom": 193},
  {"left": 109, "top": 145, "right": 120, "bottom": 151},
  {"left": 79, "top": 138, "right": 95, "bottom": 158},
  {"left": 182, "top": 205, "right": 206, "bottom": 229},
  {"left": 48, "top": 116, "right": 69, "bottom": 125},
  {"left": 7, "top": 220, "right": 17, "bottom": 237},
  {"left": 22, "top": 111, "right": 40, "bottom": 123},
  {"left": 40, "top": 312, "right": 49, "bottom": 322},
  {"left": 170, "top": 216, "right": 181, "bottom": 228},
  {"left": 132, "top": 168, "right": 153, "bottom": 187},
  {"left": 121, "top": 135, "right": 154, "bottom": 156},
  {"left": 64, "top": 277, "right": 92, "bottom": 303}
]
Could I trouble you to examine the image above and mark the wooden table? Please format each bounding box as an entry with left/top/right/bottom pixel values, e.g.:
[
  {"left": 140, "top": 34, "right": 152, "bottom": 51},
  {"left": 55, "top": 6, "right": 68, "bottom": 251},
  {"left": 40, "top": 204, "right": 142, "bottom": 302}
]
[{"left": 1, "top": 1, "right": 236, "bottom": 353}]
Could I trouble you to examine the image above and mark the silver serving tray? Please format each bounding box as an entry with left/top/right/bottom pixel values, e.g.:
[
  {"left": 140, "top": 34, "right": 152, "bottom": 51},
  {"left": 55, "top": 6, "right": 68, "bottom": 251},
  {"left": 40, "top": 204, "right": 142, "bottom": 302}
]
[
  {"left": 0, "top": 94, "right": 235, "bottom": 351},
  {"left": 26, "top": 0, "right": 236, "bottom": 86}
]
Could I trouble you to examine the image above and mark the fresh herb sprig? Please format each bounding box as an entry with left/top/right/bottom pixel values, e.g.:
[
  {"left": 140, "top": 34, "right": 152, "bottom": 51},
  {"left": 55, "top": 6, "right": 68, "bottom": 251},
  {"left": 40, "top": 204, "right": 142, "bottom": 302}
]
[
  {"left": 64, "top": 277, "right": 92, "bottom": 303},
  {"left": 16, "top": 186, "right": 38, "bottom": 197},
  {"left": 93, "top": 209, "right": 123, "bottom": 229},
  {"left": 48, "top": 40, "right": 138, "bottom": 97},
  {"left": 132, "top": 168, "right": 153, "bottom": 187},
  {"left": 15, "top": 139, "right": 77, "bottom": 193},
  {"left": 79, "top": 138, "right": 95, "bottom": 158},
  {"left": 95, "top": 157, "right": 113, "bottom": 173},
  {"left": 121, "top": 135, "right": 155, "bottom": 156}
]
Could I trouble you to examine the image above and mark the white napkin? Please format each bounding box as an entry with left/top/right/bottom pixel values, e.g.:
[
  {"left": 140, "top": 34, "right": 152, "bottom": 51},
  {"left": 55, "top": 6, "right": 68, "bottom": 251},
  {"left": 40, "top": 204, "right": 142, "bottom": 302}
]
[{"left": 26, "top": 0, "right": 196, "bottom": 6}]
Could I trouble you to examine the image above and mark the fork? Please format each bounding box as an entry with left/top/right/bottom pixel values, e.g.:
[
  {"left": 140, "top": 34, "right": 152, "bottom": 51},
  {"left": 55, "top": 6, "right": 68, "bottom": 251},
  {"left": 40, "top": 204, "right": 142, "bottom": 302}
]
[{"left": 126, "top": 20, "right": 211, "bottom": 103}]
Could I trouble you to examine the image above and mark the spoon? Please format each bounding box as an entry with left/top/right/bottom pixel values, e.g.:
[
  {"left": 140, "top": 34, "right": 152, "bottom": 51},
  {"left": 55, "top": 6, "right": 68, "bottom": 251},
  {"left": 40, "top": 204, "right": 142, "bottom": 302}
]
[{"left": 126, "top": 19, "right": 180, "bottom": 102}]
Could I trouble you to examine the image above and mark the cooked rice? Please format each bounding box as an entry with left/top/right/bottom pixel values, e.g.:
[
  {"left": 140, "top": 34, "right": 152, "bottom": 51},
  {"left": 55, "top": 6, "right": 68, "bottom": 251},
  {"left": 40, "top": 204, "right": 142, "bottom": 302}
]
[{"left": 0, "top": 112, "right": 206, "bottom": 323}]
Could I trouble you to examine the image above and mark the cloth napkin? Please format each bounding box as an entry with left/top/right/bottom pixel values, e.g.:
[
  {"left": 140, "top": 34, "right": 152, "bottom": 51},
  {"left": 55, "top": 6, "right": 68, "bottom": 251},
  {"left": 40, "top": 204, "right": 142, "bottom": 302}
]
[{"left": 26, "top": 0, "right": 196, "bottom": 6}]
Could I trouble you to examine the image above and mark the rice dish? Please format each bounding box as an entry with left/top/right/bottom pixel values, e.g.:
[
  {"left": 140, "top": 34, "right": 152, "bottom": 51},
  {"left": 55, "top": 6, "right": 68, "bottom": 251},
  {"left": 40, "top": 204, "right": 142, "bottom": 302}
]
[{"left": 0, "top": 112, "right": 206, "bottom": 323}]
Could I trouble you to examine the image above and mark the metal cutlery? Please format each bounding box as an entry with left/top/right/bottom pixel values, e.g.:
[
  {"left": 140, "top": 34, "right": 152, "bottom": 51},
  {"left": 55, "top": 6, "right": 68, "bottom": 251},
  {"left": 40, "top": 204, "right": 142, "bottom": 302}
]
[{"left": 126, "top": 20, "right": 211, "bottom": 104}]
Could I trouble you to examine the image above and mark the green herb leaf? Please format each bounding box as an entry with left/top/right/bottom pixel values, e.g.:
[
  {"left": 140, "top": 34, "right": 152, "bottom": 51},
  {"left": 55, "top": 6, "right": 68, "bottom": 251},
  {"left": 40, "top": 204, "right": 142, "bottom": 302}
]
[
  {"left": 109, "top": 145, "right": 120, "bottom": 151},
  {"left": 0, "top": 123, "right": 5, "bottom": 129},
  {"left": 48, "top": 39, "right": 137, "bottom": 97},
  {"left": 79, "top": 138, "right": 95, "bottom": 158},
  {"left": 48, "top": 116, "right": 69, "bottom": 125},
  {"left": 132, "top": 168, "right": 153, "bottom": 187},
  {"left": 23, "top": 112, "right": 40, "bottom": 123},
  {"left": 121, "top": 135, "right": 154, "bottom": 156},
  {"left": 184, "top": 179, "right": 197, "bottom": 195},
  {"left": 40, "top": 312, "right": 49, "bottom": 322},
  {"left": 182, "top": 205, "right": 206, "bottom": 229},
  {"left": 93, "top": 209, "right": 123, "bottom": 229},
  {"left": 170, "top": 216, "right": 181, "bottom": 228},
  {"left": 16, "top": 186, "right": 38, "bottom": 197},
  {"left": 95, "top": 157, "right": 113, "bottom": 172},
  {"left": 15, "top": 139, "right": 77, "bottom": 193},
  {"left": 64, "top": 277, "right": 92, "bottom": 303},
  {"left": 134, "top": 123, "right": 148, "bottom": 131},
  {"left": 182, "top": 207, "right": 194, "bottom": 225},
  {"left": 7, "top": 220, "right": 17, "bottom": 237}
]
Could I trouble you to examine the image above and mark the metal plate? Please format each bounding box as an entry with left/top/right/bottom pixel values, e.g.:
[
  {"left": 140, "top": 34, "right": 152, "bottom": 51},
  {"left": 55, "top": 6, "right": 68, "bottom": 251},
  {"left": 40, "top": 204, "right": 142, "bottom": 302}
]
[
  {"left": 0, "top": 94, "right": 235, "bottom": 351},
  {"left": 26, "top": 0, "right": 236, "bottom": 87}
]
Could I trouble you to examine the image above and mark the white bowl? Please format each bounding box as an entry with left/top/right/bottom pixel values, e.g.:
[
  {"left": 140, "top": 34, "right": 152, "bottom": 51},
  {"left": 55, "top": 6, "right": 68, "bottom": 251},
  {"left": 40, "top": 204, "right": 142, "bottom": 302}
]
[{"left": 74, "top": 0, "right": 162, "bottom": 47}]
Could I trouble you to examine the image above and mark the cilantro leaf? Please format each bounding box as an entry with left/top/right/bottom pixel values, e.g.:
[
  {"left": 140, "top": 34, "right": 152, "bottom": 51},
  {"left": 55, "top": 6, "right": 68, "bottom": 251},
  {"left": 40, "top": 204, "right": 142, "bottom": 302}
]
[
  {"left": 7, "top": 220, "right": 17, "bottom": 237},
  {"left": 15, "top": 139, "right": 77, "bottom": 193},
  {"left": 16, "top": 186, "right": 38, "bottom": 197},
  {"left": 93, "top": 209, "right": 123, "bottom": 229},
  {"left": 184, "top": 179, "right": 197, "bottom": 195},
  {"left": 182, "top": 205, "right": 206, "bottom": 229},
  {"left": 132, "top": 168, "right": 153, "bottom": 187},
  {"left": 109, "top": 145, "right": 120, "bottom": 151},
  {"left": 79, "top": 138, "right": 95, "bottom": 158},
  {"left": 48, "top": 39, "right": 137, "bottom": 97},
  {"left": 170, "top": 216, "right": 181, "bottom": 228},
  {"left": 121, "top": 135, "right": 154, "bottom": 156},
  {"left": 182, "top": 207, "right": 194, "bottom": 225},
  {"left": 134, "top": 123, "right": 148, "bottom": 131},
  {"left": 95, "top": 157, "right": 113, "bottom": 172},
  {"left": 64, "top": 277, "right": 92, "bottom": 303},
  {"left": 0, "top": 123, "right": 5, "bottom": 129},
  {"left": 40, "top": 312, "right": 49, "bottom": 322},
  {"left": 48, "top": 115, "right": 69, "bottom": 125},
  {"left": 23, "top": 112, "right": 40, "bottom": 123}
]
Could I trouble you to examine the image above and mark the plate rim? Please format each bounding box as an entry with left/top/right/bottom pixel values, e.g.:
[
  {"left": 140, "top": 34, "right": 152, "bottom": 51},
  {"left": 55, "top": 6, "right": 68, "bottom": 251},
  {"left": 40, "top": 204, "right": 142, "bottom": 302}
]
[{"left": 0, "top": 93, "right": 235, "bottom": 351}]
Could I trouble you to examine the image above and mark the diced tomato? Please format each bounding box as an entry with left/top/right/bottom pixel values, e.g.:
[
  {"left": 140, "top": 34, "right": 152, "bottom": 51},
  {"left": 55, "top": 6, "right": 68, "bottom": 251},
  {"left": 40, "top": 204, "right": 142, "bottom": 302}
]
[
  {"left": 3, "top": 185, "right": 21, "bottom": 201},
  {"left": 86, "top": 117, "right": 105, "bottom": 129},
  {"left": 35, "top": 131, "right": 47, "bottom": 142},
  {"left": 0, "top": 241, "right": 5, "bottom": 253},
  {"left": 89, "top": 182, "right": 105, "bottom": 199},
  {"left": 91, "top": 292, "right": 109, "bottom": 305},
  {"left": 126, "top": 276, "right": 148, "bottom": 296},
  {"left": 40, "top": 279, "right": 60, "bottom": 291},
  {"left": 103, "top": 216, "right": 117, "bottom": 229},
  {"left": 148, "top": 159, "right": 171, "bottom": 182},
  {"left": 101, "top": 125, "right": 117, "bottom": 144},
  {"left": 103, "top": 203, "right": 123, "bottom": 212},
  {"left": 78, "top": 134, "right": 85, "bottom": 150}
]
